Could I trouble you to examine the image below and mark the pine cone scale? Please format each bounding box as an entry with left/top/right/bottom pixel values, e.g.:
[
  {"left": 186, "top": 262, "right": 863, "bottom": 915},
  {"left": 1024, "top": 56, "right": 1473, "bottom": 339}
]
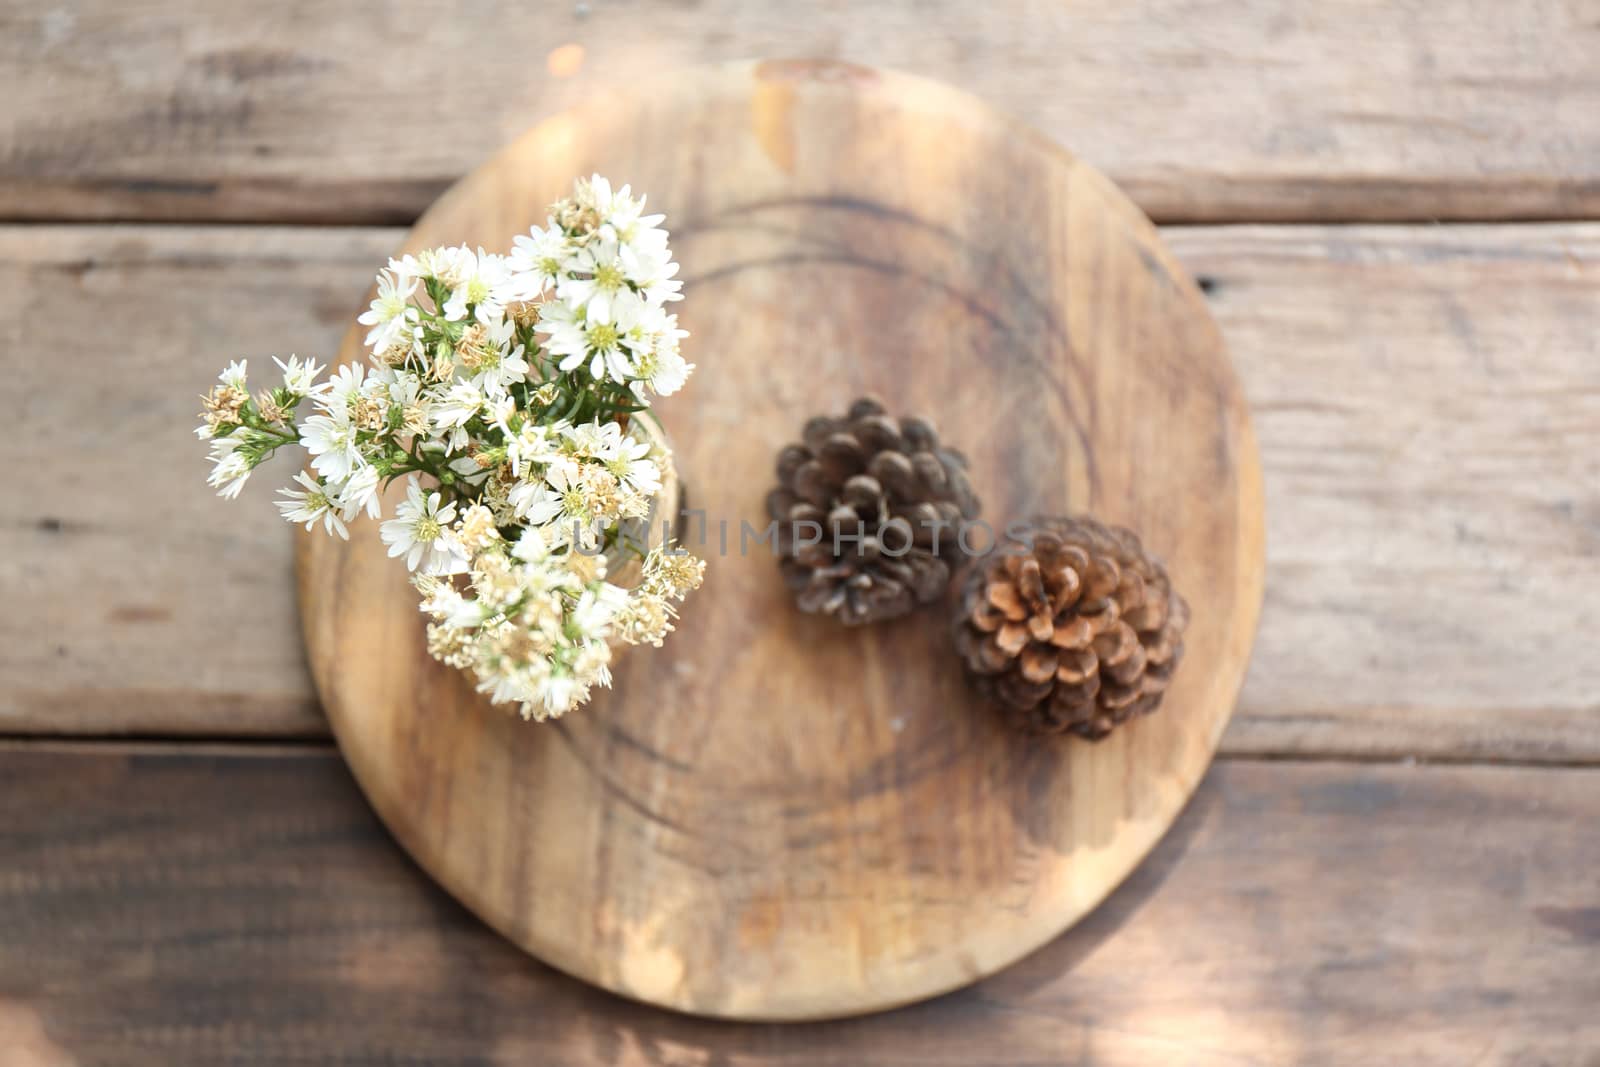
[
  {"left": 1048, "top": 616, "right": 1094, "bottom": 650},
  {"left": 1019, "top": 645, "right": 1058, "bottom": 684},
  {"left": 776, "top": 445, "right": 810, "bottom": 483},
  {"left": 1056, "top": 647, "right": 1096, "bottom": 684},
  {"left": 995, "top": 622, "right": 1030, "bottom": 656},
  {"left": 817, "top": 435, "right": 866, "bottom": 481}
]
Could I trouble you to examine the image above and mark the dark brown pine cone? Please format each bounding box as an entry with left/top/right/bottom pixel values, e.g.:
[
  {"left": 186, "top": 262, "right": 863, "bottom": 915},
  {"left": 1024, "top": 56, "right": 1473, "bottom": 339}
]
[
  {"left": 767, "top": 397, "right": 982, "bottom": 626},
  {"left": 954, "top": 516, "right": 1189, "bottom": 739}
]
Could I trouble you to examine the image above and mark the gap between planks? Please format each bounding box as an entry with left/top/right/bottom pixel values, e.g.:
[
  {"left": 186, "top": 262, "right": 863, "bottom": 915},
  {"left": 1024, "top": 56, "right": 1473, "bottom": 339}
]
[{"left": 2, "top": 735, "right": 1594, "bottom": 770}]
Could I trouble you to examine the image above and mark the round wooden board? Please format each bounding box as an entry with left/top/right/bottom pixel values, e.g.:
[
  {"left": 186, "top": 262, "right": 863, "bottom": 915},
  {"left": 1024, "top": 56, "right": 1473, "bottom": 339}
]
[{"left": 298, "top": 60, "right": 1264, "bottom": 1021}]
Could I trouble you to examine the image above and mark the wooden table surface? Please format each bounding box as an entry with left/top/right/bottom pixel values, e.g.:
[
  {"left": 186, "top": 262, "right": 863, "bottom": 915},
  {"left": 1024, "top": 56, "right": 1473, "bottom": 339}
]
[{"left": 2, "top": 2, "right": 1596, "bottom": 1064}]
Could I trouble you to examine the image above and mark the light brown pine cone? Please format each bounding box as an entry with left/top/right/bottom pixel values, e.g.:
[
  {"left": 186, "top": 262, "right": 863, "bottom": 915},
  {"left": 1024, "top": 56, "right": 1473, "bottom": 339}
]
[
  {"left": 954, "top": 516, "right": 1189, "bottom": 739},
  {"left": 767, "top": 397, "right": 981, "bottom": 626}
]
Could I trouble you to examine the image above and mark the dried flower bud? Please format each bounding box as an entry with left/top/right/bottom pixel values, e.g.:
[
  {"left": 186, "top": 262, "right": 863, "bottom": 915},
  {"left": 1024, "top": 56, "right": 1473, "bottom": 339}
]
[
  {"left": 351, "top": 395, "right": 387, "bottom": 431},
  {"left": 616, "top": 594, "right": 674, "bottom": 647},
  {"left": 426, "top": 622, "right": 474, "bottom": 669},
  {"left": 401, "top": 403, "right": 429, "bottom": 437},
  {"left": 428, "top": 345, "right": 454, "bottom": 383},
  {"left": 455, "top": 504, "right": 501, "bottom": 554},
  {"left": 564, "top": 551, "right": 605, "bottom": 585},
  {"left": 506, "top": 300, "right": 542, "bottom": 328},
  {"left": 555, "top": 197, "right": 601, "bottom": 234},
  {"left": 255, "top": 391, "right": 288, "bottom": 426},
  {"left": 455, "top": 323, "right": 490, "bottom": 370},
  {"left": 647, "top": 550, "right": 706, "bottom": 597},
  {"left": 374, "top": 341, "right": 411, "bottom": 368},
  {"left": 200, "top": 384, "right": 248, "bottom": 432}
]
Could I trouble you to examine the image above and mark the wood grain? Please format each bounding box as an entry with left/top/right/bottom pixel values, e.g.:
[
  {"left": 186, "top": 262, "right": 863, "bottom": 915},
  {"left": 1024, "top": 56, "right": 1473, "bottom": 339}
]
[
  {"left": 2, "top": 743, "right": 1596, "bottom": 1065},
  {"left": 3, "top": 0, "right": 1598, "bottom": 224},
  {"left": 296, "top": 61, "right": 1262, "bottom": 1019},
  {"left": 6, "top": 222, "right": 1597, "bottom": 758}
]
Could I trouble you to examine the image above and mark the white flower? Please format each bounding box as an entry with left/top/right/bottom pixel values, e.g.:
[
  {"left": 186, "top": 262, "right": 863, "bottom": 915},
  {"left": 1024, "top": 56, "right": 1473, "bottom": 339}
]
[
  {"left": 561, "top": 421, "right": 659, "bottom": 497},
  {"left": 557, "top": 236, "right": 632, "bottom": 324},
  {"left": 535, "top": 300, "right": 586, "bottom": 367},
  {"left": 276, "top": 470, "right": 349, "bottom": 539},
  {"left": 537, "top": 674, "right": 581, "bottom": 718},
  {"left": 431, "top": 381, "right": 484, "bottom": 431},
  {"left": 633, "top": 342, "right": 693, "bottom": 399},
  {"left": 375, "top": 366, "right": 421, "bottom": 404},
  {"left": 482, "top": 383, "right": 517, "bottom": 429},
  {"left": 626, "top": 249, "right": 682, "bottom": 307},
  {"left": 206, "top": 437, "right": 251, "bottom": 499},
  {"left": 511, "top": 458, "right": 582, "bottom": 528},
  {"left": 432, "top": 246, "right": 513, "bottom": 322},
  {"left": 273, "top": 354, "right": 324, "bottom": 396},
  {"left": 374, "top": 368, "right": 430, "bottom": 433},
  {"left": 466, "top": 316, "right": 532, "bottom": 392},
  {"left": 506, "top": 223, "right": 570, "bottom": 300},
  {"left": 380, "top": 479, "right": 466, "bottom": 574},
  {"left": 356, "top": 265, "right": 418, "bottom": 352},
  {"left": 539, "top": 290, "right": 648, "bottom": 385},
  {"left": 508, "top": 476, "right": 563, "bottom": 527},
  {"left": 487, "top": 343, "right": 532, "bottom": 390},
  {"left": 561, "top": 419, "right": 624, "bottom": 462},
  {"left": 389, "top": 253, "right": 422, "bottom": 280},
  {"left": 613, "top": 211, "right": 669, "bottom": 261},
  {"left": 300, "top": 409, "right": 363, "bottom": 481},
  {"left": 612, "top": 192, "right": 665, "bottom": 242},
  {"left": 320, "top": 362, "right": 368, "bottom": 414},
  {"left": 578, "top": 173, "right": 619, "bottom": 217},
  {"left": 507, "top": 421, "right": 563, "bottom": 477},
  {"left": 574, "top": 582, "right": 629, "bottom": 634},
  {"left": 605, "top": 434, "right": 662, "bottom": 498},
  {"left": 336, "top": 463, "right": 382, "bottom": 522},
  {"left": 219, "top": 360, "right": 248, "bottom": 391},
  {"left": 572, "top": 175, "right": 680, "bottom": 305},
  {"left": 627, "top": 310, "right": 693, "bottom": 398},
  {"left": 578, "top": 175, "right": 656, "bottom": 244},
  {"left": 510, "top": 525, "right": 552, "bottom": 562},
  {"left": 609, "top": 218, "right": 680, "bottom": 306},
  {"left": 415, "top": 574, "right": 478, "bottom": 628}
]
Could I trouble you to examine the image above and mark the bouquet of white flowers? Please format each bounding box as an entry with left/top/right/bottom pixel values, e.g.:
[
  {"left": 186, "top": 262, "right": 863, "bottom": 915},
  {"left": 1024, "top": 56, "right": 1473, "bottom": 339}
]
[{"left": 197, "top": 175, "right": 704, "bottom": 721}]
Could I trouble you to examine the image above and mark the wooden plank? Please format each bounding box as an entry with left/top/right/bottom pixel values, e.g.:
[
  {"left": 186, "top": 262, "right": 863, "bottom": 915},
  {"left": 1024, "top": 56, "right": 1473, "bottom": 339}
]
[
  {"left": 0, "top": 226, "right": 401, "bottom": 738},
  {"left": 3, "top": 224, "right": 1597, "bottom": 761},
  {"left": 1, "top": 744, "right": 1595, "bottom": 1064},
  {"left": 2, "top": 2, "right": 1598, "bottom": 224},
  {"left": 1165, "top": 225, "right": 1600, "bottom": 763}
]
